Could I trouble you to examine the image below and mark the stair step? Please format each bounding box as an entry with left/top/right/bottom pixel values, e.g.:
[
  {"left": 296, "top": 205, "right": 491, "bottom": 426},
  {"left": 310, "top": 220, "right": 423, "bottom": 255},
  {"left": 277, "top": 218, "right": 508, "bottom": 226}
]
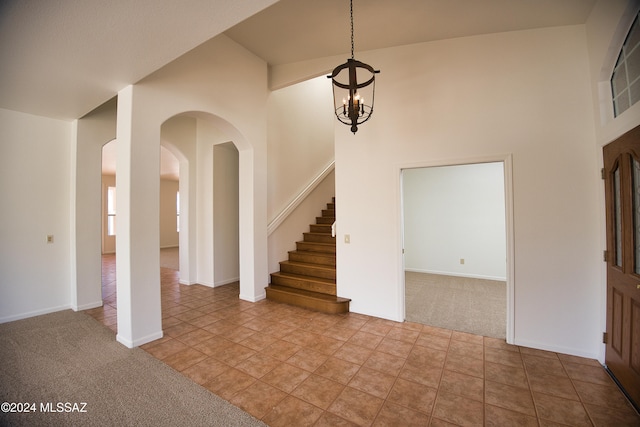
[
  {"left": 279, "top": 260, "right": 336, "bottom": 280},
  {"left": 266, "top": 197, "right": 348, "bottom": 315},
  {"left": 316, "top": 216, "right": 335, "bottom": 225},
  {"left": 322, "top": 209, "right": 335, "bottom": 218},
  {"left": 265, "top": 285, "right": 350, "bottom": 314},
  {"left": 296, "top": 241, "right": 336, "bottom": 254},
  {"left": 288, "top": 250, "right": 335, "bottom": 267},
  {"left": 310, "top": 223, "right": 332, "bottom": 234},
  {"left": 270, "top": 272, "right": 336, "bottom": 294},
  {"left": 303, "top": 232, "right": 335, "bottom": 244}
]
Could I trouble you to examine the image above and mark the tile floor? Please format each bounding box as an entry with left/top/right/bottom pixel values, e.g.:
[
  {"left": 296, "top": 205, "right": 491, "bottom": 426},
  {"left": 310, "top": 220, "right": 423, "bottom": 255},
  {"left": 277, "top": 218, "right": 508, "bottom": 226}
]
[{"left": 86, "top": 255, "right": 640, "bottom": 426}]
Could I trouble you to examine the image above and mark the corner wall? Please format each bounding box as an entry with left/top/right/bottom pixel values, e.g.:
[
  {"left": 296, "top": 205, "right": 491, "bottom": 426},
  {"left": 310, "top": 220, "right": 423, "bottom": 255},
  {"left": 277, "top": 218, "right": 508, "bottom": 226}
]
[
  {"left": 335, "top": 25, "right": 601, "bottom": 358},
  {"left": 403, "top": 163, "right": 506, "bottom": 281},
  {"left": 0, "top": 109, "right": 72, "bottom": 322}
]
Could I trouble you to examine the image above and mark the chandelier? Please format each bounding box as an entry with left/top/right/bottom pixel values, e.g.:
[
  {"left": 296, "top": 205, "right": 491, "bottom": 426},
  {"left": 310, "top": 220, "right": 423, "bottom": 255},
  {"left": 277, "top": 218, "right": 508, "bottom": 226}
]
[{"left": 328, "top": 0, "right": 380, "bottom": 134}]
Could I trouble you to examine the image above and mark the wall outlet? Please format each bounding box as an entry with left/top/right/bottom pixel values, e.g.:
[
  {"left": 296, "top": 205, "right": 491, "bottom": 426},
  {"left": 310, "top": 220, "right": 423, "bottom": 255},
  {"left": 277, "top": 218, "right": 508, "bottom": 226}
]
[
  {"left": 460, "top": 258, "right": 464, "bottom": 265},
  {"left": 46, "top": 234, "right": 54, "bottom": 244}
]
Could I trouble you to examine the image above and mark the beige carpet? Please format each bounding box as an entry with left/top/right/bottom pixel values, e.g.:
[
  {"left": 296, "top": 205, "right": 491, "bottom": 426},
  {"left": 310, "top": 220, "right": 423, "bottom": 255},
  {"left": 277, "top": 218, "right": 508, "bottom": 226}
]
[
  {"left": 405, "top": 271, "right": 506, "bottom": 339},
  {"left": 0, "top": 310, "right": 265, "bottom": 427}
]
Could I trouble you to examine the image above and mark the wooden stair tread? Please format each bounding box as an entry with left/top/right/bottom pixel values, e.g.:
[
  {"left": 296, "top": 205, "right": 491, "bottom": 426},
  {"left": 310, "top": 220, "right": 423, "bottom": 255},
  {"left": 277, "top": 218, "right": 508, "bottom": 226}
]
[
  {"left": 266, "top": 285, "right": 350, "bottom": 303},
  {"left": 271, "top": 271, "right": 335, "bottom": 284},
  {"left": 288, "top": 249, "right": 335, "bottom": 257},
  {"left": 279, "top": 260, "right": 335, "bottom": 271},
  {"left": 267, "top": 197, "right": 347, "bottom": 314}
]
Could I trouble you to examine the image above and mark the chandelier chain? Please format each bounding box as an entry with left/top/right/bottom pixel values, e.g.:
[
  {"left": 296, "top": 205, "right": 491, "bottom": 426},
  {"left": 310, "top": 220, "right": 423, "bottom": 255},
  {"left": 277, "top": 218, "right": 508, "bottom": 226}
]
[{"left": 350, "top": 0, "right": 354, "bottom": 59}]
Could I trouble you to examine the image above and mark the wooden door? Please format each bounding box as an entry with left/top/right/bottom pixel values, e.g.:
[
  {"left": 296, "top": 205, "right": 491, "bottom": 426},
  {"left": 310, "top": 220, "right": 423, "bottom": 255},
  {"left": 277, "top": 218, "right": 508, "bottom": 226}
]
[{"left": 604, "top": 124, "right": 640, "bottom": 407}]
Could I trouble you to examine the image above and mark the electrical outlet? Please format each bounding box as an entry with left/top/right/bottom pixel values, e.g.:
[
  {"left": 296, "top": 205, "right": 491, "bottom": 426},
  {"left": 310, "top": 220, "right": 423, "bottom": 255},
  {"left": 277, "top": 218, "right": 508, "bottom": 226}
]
[
  {"left": 46, "top": 235, "right": 54, "bottom": 244},
  {"left": 460, "top": 258, "right": 464, "bottom": 265},
  {"left": 344, "top": 234, "right": 350, "bottom": 244}
]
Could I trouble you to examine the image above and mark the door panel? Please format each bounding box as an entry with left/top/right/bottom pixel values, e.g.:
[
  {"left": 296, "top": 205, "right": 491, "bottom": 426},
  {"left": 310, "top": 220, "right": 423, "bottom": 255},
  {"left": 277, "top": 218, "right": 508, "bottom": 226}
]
[{"left": 604, "top": 124, "right": 640, "bottom": 407}]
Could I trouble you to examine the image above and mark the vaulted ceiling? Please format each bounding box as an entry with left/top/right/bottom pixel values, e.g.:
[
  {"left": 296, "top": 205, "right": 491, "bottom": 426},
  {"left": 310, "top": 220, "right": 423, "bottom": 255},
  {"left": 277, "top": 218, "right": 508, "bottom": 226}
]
[{"left": 0, "top": 0, "right": 596, "bottom": 122}]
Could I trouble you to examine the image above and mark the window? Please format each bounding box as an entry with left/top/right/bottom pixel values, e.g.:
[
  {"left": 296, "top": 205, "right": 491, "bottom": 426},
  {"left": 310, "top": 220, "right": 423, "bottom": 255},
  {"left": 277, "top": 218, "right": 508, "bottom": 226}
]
[
  {"left": 107, "top": 186, "right": 116, "bottom": 236},
  {"left": 176, "top": 191, "right": 180, "bottom": 233},
  {"left": 611, "top": 10, "right": 640, "bottom": 117}
]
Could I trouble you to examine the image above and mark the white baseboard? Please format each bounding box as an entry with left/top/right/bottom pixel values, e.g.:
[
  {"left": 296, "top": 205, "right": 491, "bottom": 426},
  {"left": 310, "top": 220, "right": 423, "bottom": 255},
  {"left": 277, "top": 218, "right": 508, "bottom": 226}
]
[
  {"left": 117, "top": 330, "right": 164, "bottom": 348},
  {"left": 240, "top": 291, "right": 266, "bottom": 303},
  {"left": 214, "top": 277, "right": 240, "bottom": 287},
  {"left": 405, "top": 268, "right": 506, "bottom": 282},
  {"left": 0, "top": 304, "right": 71, "bottom": 324},
  {"left": 72, "top": 300, "right": 103, "bottom": 311},
  {"left": 513, "top": 337, "right": 599, "bottom": 361}
]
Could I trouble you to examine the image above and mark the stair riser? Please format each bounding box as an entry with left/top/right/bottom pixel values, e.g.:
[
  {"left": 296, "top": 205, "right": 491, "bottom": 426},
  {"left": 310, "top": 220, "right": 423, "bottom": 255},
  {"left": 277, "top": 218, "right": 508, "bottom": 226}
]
[
  {"left": 270, "top": 274, "right": 336, "bottom": 294},
  {"left": 310, "top": 224, "right": 332, "bottom": 234},
  {"left": 303, "top": 233, "right": 336, "bottom": 244},
  {"left": 280, "top": 263, "right": 336, "bottom": 280},
  {"left": 265, "top": 287, "right": 349, "bottom": 314},
  {"left": 296, "top": 241, "right": 336, "bottom": 254},
  {"left": 316, "top": 217, "right": 334, "bottom": 225},
  {"left": 289, "top": 251, "right": 336, "bottom": 267},
  {"left": 322, "top": 209, "right": 335, "bottom": 218}
]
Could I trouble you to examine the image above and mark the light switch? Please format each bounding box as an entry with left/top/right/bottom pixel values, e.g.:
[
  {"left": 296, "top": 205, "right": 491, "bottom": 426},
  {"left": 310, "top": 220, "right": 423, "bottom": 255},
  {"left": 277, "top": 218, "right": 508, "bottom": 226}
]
[
  {"left": 46, "top": 235, "right": 54, "bottom": 244},
  {"left": 344, "top": 234, "right": 350, "bottom": 244}
]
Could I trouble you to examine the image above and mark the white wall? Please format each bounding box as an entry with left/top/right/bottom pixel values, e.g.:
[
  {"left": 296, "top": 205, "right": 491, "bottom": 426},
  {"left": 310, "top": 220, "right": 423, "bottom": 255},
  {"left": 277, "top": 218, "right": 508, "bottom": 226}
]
[
  {"left": 213, "top": 142, "right": 240, "bottom": 286},
  {"left": 0, "top": 108, "right": 72, "bottom": 322},
  {"left": 403, "top": 162, "right": 506, "bottom": 280},
  {"left": 159, "top": 178, "right": 179, "bottom": 248},
  {"left": 267, "top": 75, "right": 335, "bottom": 220},
  {"left": 101, "top": 176, "right": 180, "bottom": 251},
  {"left": 334, "top": 25, "right": 601, "bottom": 358}
]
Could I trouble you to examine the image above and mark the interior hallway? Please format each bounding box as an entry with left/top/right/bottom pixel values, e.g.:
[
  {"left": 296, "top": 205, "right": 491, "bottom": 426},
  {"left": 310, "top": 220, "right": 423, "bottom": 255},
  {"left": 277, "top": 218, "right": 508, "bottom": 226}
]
[{"left": 85, "top": 254, "right": 640, "bottom": 426}]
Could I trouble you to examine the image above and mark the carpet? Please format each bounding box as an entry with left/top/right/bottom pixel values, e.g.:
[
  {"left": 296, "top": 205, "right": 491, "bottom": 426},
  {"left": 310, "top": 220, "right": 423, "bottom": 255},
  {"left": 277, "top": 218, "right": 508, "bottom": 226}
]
[
  {"left": 405, "top": 271, "right": 506, "bottom": 339},
  {"left": 0, "top": 310, "right": 265, "bottom": 427}
]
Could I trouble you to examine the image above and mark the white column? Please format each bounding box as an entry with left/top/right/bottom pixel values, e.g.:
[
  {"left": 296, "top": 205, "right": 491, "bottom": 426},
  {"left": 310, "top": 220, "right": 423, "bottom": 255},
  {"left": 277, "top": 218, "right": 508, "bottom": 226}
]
[{"left": 115, "top": 85, "right": 163, "bottom": 348}]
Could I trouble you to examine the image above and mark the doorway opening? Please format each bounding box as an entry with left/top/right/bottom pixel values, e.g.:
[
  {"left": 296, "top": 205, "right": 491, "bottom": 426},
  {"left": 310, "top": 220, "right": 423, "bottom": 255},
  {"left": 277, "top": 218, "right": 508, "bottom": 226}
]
[{"left": 401, "top": 160, "right": 512, "bottom": 340}]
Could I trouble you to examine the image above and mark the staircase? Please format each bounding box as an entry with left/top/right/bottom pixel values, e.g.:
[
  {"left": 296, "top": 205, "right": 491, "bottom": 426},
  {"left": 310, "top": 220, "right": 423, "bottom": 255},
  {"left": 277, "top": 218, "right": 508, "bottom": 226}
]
[{"left": 266, "top": 198, "right": 350, "bottom": 314}]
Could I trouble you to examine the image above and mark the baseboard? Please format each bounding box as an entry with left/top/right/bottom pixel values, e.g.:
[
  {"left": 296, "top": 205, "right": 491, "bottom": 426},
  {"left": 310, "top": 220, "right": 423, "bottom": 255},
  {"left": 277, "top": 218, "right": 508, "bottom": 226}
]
[
  {"left": 513, "top": 338, "right": 599, "bottom": 360},
  {"left": 72, "top": 300, "right": 103, "bottom": 311},
  {"left": 160, "top": 245, "right": 179, "bottom": 249},
  {"left": 179, "top": 279, "right": 197, "bottom": 285},
  {"left": 0, "top": 304, "right": 72, "bottom": 324},
  {"left": 405, "top": 268, "right": 506, "bottom": 282},
  {"left": 117, "top": 330, "right": 164, "bottom": 349},
  {"left": 214, "top": 277, "right": 240, "bottom": 287},
  {"left": 240, "top": 291, "right": 266, "bottom": 303}
]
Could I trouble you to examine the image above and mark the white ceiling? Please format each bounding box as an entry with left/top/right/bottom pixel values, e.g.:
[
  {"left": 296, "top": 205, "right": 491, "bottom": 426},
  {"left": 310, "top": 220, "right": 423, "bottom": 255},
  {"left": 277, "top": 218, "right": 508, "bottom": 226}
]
[
  {"left": 0, "top": 0, "right": 596, "bottom": 122},
  {"left": 226, "top": 0, "right": 597, "bottom": 66},
  {"left": 1, "top": 0, "right": 597, "bottom": 179}
]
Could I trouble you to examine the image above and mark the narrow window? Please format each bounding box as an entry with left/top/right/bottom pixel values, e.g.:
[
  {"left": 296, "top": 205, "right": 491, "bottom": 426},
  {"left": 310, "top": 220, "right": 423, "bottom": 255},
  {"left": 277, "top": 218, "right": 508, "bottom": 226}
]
[
  {"left": 176, "top": 191, "right": 180, "bottom": 233},
  {"left": 107, "top": 186, "right": 116, "bottom": 236},
  {"left": 611, "top": 10, "right": 640, "bottom": 117}
]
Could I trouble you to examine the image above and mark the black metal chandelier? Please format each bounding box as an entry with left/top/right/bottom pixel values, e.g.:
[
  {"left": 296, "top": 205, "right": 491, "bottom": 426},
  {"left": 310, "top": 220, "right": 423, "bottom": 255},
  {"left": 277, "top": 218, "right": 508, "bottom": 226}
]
[{"left": 328, "top": 0, "right": 380, "bottom": 134}]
